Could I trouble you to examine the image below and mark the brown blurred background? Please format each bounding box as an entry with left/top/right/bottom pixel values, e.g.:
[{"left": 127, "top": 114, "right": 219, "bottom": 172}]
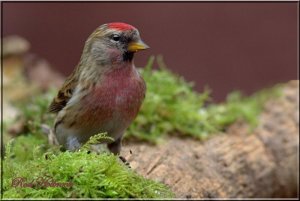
[{"left": 2, "top": 2, "right": 298, "bottom": 101}]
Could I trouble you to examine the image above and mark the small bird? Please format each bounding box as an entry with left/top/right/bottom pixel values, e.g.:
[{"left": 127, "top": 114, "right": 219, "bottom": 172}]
[{"left": 48, "top": 22, "right": 148, "bottom": 154}]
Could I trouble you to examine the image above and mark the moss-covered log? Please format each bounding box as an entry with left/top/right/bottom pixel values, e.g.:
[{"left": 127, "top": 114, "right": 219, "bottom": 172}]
[{"left": 122, "top": 81, "right": 299, "bottom": 198}]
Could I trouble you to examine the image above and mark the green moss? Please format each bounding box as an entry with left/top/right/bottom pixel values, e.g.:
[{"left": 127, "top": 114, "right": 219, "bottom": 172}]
[
  {"left": 3, "top": 134, "right": 174, "bottom": 198},
  {"left": 204, "top": 87, "right": 281, "bottom": 132}
]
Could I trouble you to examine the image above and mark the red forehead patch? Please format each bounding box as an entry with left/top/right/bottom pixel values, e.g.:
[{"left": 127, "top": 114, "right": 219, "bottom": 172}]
[{"left": 108, "top": 22, "right": 136, "bottom": 31}]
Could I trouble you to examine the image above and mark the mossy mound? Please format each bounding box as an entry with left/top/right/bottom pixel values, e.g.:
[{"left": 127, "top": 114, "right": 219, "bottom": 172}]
[{"left": 3, "top": 135, "right": 174, "bottom": 198}]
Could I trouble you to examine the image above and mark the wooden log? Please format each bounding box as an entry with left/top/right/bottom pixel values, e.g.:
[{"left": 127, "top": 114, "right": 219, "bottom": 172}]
[{"left": 122, "top": 81, "right": 299, "bottom": 198}]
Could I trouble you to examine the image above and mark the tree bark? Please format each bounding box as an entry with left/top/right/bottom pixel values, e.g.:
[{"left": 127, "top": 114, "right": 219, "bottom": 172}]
[{"left": 122, "top": 81, "right": 299, "bottom": 198}]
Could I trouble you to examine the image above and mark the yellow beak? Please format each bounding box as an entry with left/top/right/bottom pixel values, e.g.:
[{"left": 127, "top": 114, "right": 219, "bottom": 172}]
[{"left": 127, "top": 40, "right": 149, "bottom": 52}]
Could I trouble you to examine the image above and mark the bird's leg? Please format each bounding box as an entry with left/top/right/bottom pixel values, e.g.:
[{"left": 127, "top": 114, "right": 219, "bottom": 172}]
[
  {"left": 107, "top": 137, "right": 131, "bottom": 168},
  {"left": 107, "top": 137, "right": 122, "bottom": 154}
]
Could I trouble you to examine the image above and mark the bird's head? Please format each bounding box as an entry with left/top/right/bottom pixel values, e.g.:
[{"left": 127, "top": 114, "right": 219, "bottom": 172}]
[{"left": 83, "top": 22, "right": 149, "bottom": 66}]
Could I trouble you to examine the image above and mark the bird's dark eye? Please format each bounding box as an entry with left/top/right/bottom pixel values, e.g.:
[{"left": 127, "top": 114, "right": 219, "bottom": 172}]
[{"left": 112, "top": 35, "right": 120, "bottom": 42}]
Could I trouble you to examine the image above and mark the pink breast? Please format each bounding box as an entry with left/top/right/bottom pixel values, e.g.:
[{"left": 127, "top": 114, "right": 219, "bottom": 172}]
[{"left": 78, "top": 66, "right": 146, "bottom": 130}]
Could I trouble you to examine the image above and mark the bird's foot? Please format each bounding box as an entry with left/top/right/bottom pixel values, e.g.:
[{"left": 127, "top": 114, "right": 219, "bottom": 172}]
[{"left": 119, "top": 156, "right": 131, "bottom": 168}]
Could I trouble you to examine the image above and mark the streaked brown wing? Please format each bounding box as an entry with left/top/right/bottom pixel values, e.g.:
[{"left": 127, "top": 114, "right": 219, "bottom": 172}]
[{"left": 48, "top": 71, "right": 78, "bottom": 113}]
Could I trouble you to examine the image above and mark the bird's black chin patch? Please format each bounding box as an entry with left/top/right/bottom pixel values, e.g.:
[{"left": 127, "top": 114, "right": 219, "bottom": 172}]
[{"left": 123, "top": 51, "right": 134, "bottom": 62}]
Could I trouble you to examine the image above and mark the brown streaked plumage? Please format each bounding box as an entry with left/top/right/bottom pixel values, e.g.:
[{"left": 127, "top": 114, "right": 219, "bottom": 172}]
[{"left": 48, "top": 70, "right": 78, "bottom": 113}]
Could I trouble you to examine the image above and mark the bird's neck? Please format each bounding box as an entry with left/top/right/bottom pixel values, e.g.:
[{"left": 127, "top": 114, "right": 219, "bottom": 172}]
[{"left": 77, "top": 54, "right": 135, "bottom": 83}]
